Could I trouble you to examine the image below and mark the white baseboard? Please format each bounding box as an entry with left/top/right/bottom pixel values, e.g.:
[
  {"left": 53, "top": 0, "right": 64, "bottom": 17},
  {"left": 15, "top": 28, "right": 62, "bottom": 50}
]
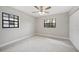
[
  {"left": 0, "top": 34, "right": 34, "bottom": 48},
  {"left": 35, "top": 33, "right": 69, "bottom": 40}
]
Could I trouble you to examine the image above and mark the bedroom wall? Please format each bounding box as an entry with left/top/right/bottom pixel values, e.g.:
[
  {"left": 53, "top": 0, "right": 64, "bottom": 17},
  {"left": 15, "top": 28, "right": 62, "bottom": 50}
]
[
  {"left": 35, "top": 12, "right": 69, "bottom": 40},
  {"left": 0, "top": 6, "right": 35, "bottom": 45},
  {"left": 69, "top": 8, "right": 79, "bottom": 50}
]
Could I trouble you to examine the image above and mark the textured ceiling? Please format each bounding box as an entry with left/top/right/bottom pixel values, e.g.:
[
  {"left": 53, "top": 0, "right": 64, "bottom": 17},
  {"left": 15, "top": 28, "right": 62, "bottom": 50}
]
[{"left": 12, "top": 6, "right": 72, "bottom": 17}]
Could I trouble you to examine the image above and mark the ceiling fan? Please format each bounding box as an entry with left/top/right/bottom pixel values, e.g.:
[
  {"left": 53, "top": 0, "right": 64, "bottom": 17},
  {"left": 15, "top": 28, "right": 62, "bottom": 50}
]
[{"left": 32, "top": 6, "right": 51, "bottom": 15}]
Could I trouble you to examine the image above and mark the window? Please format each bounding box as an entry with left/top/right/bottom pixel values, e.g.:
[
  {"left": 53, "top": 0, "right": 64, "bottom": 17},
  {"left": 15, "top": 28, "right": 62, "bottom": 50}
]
[
  {"left": 44, "top": 18, "right": 56, "bottom": 28},
  {"left": 2, "top": 12, "right": 19, "bottom": 28}
]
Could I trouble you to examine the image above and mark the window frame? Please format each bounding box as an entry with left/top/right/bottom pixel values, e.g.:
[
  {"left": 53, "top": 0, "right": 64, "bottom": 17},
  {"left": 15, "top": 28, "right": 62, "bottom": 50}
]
[
  {"left": 2, "top": 12, "right": 19, "bottom": 28},
  {"left": 44, "top": 18, "right": 56, "bottom": 28}
]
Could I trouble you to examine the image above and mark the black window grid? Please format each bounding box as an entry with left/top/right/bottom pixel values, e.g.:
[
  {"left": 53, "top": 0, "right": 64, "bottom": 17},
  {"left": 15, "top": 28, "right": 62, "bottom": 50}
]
[
  {"left": 2, "top": 12, "right": 19, "bottom": 28},
  {"left": 44, "top": 18, "right": 56, "bottom": 28}
]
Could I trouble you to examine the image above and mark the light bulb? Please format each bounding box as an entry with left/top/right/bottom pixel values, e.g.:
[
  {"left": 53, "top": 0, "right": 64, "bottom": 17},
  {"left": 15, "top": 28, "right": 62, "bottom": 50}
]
[{"left": 38, "top": 12, "right": 45, "bottom": 15}]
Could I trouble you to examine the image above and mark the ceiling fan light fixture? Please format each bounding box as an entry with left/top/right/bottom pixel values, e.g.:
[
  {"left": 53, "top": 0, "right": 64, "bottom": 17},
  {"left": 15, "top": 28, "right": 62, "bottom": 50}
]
[
  {"left": 38, "top": 11, "right": 46, "bottom": 15},
  {"left": 33, "top": 6, "right": 51, "bottom": 15}
]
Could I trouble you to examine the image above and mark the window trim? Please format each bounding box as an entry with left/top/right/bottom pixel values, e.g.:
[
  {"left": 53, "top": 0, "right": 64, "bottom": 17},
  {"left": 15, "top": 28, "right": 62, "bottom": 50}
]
[{"left": 2, "top": 12, "right": 19, "bottom": 28}]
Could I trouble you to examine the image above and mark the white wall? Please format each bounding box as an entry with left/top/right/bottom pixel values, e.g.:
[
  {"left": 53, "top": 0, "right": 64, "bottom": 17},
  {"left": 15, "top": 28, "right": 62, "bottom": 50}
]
[
  {"left": 0, "top": 6, "right": 35, "bottom": 45},
  {"left": 70, "top": 9, "right": 79, "bottom": 50},
  {"left": 35, "top": 13, "right": 69, "bottom": 40}
]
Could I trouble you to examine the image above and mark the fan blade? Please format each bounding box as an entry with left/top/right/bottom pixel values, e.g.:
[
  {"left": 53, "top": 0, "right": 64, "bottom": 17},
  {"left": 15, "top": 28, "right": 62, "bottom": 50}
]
[
  {"left": 45, "top": 6, "right": 51, "bottom": 10},
  {"left": 34, "top": 6, "right": 39, "bottom": 10},
  {"left": 32, "top": 11, "right": 39, "bottom": 13}
]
